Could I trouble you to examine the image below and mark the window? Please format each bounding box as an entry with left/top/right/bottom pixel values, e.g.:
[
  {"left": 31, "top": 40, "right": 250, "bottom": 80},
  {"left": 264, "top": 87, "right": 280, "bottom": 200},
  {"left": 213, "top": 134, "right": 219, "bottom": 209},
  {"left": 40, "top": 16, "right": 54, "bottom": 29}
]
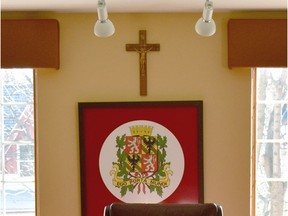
[
  {"left": 0, "top": 69, "right": 35, "bottom": 216},
  {"left": 251, "top": 68, "right": 288, "bottom": 216}
]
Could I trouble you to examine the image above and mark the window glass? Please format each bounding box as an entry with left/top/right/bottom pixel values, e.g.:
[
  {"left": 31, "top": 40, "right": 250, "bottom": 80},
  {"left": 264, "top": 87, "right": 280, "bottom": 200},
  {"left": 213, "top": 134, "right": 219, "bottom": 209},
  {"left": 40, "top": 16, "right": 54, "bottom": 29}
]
[
  {"left": 0, "top": 69, "right": 35, "bottom": 216},
  {"left": 252, "top": 68, "right": 288, "bottom": 216}
]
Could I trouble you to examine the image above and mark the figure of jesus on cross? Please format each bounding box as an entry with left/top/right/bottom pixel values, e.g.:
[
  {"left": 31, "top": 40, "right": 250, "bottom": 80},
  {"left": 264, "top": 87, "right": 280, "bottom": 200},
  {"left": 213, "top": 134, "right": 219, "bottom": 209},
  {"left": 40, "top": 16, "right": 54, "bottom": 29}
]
[{"left": 126, "top": 30, "right": 160, "bottom": 96}]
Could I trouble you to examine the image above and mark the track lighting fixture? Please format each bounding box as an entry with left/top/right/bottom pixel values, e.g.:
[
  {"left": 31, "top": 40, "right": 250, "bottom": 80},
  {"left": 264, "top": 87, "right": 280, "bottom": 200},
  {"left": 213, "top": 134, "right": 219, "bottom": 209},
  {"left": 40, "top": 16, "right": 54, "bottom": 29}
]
[
  {"left": 94, "top": 0, "right": 115, "bottom": 38},
  {"left": 195, "top": 0, "right": 216, "bottom": 37},
  {"left": 94, "top": 0, "right": 216, "bottom": 38}
]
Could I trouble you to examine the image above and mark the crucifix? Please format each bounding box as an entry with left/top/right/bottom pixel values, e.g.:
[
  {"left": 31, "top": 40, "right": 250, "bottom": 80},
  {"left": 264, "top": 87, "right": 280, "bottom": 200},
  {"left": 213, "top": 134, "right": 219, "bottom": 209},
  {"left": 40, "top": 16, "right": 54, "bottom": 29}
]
[{"left": 126, "top": 30, "right": 160, "bottom": 96}]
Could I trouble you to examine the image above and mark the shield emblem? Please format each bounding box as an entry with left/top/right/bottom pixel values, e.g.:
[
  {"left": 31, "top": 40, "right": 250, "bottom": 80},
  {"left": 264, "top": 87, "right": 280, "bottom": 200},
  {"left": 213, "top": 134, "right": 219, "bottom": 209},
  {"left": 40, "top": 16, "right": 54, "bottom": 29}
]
[{"left": 125, "top": 135, "right": 158, "bottom": 173}]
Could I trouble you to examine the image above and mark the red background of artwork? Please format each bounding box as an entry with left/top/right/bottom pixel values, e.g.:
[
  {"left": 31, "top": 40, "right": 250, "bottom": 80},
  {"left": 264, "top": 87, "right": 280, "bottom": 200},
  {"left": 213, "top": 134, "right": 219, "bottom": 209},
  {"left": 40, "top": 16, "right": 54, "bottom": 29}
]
[{"left": 79, "top": 101, "right": 203, "bottom": 216}]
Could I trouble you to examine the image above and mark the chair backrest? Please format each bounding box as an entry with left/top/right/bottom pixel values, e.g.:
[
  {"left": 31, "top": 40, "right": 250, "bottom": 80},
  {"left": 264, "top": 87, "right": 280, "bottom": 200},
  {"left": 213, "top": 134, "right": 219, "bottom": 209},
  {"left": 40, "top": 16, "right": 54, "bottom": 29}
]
[{"left": 104, "top": 203, "right": 223, "bottom": 216}]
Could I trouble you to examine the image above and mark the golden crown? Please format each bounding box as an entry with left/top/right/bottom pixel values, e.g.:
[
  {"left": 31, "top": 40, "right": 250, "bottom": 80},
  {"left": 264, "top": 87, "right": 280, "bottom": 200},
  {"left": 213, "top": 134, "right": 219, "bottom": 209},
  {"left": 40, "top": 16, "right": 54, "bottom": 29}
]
[{"left": 129, "top": 125, "right": 153, "bottom": 136}]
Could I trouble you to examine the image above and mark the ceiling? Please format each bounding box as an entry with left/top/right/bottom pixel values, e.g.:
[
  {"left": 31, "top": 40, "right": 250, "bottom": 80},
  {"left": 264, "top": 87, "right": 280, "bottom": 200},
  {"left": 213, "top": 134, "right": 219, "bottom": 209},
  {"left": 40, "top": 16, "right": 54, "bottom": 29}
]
[{"left": 1, "top": 0, "right": 287, "bottom": 13}]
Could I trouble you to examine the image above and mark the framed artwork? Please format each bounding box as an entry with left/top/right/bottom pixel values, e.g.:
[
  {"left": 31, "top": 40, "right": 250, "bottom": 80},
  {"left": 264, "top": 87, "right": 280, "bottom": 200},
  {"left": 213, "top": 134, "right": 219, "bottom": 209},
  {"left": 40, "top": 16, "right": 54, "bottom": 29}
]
[{"left": 78, "top": 101, "right": 203, "bottom": 216}]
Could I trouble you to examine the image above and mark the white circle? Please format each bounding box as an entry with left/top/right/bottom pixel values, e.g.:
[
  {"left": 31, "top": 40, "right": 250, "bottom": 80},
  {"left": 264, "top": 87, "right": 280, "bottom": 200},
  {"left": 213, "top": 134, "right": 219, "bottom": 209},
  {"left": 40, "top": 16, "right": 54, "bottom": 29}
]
[{"left": 99, "top": 120, "right": 184, "bottom": 203}]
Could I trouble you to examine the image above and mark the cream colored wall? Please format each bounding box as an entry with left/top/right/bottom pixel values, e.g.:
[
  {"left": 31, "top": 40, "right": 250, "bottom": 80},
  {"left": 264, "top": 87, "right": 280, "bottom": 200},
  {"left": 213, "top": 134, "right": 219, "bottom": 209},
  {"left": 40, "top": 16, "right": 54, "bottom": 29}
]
[{"left": 2, "top": 11, "right": 286, "bottom": 216}]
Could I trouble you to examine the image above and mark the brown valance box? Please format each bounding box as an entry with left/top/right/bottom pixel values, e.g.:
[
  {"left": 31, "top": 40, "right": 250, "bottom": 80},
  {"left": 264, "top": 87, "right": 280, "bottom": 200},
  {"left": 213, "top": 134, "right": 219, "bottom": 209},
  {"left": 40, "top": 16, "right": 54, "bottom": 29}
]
[
  {"left": 1, "top": 19, "right": 60, "bottom": 69},
  {"left": 228, "top": 19, "right": 287, "bottom": 68}
]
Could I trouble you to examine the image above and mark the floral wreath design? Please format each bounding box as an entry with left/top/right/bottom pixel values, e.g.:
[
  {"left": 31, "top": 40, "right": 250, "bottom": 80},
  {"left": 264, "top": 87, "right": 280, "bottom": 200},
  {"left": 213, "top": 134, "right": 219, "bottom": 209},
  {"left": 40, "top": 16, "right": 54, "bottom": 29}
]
[{"left": 109, "top": 125, "right": 173, "bottom": 197}]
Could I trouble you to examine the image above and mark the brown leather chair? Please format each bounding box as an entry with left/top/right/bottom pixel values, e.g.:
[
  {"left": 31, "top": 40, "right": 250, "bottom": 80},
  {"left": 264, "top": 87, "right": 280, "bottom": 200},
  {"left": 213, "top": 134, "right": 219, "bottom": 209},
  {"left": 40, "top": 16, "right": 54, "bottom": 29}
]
[{"left": 104, "top": 203, "right": 223, "bottom": 216}]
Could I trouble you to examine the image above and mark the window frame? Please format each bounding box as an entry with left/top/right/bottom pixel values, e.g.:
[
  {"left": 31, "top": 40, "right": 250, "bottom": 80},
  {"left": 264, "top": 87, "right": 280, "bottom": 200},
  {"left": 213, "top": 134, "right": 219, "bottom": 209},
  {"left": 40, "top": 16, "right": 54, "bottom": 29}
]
[
  {"left": 0, "top": 68, "right": 37, "bottom": 216},
  {"left": 250, "top": 67, "right": 288, "bottom": 216}
]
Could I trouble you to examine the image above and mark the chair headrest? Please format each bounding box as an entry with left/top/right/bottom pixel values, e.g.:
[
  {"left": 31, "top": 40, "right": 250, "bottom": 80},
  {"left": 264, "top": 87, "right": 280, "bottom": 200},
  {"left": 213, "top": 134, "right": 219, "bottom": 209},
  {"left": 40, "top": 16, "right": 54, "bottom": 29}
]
[{"left": 104, "top": 203, "right": 223, "bottom": 216}]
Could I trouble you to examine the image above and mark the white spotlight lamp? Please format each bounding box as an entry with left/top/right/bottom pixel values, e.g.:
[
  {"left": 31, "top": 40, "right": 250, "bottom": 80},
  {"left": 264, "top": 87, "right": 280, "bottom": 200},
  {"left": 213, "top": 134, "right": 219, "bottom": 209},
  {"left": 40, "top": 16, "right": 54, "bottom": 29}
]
[
  {"left": 94, "top": 0, "right": 115, "bottom": 38},
  {"left": 195, "top": 0, "right": 216, "bottom": 37}
]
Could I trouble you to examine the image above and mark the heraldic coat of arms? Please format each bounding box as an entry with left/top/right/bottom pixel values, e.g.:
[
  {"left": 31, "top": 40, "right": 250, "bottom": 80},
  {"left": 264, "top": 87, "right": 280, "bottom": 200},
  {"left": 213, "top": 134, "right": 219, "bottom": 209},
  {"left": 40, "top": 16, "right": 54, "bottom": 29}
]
[{"left": 110, "top": 125, "right": 173, "bottom": 197}]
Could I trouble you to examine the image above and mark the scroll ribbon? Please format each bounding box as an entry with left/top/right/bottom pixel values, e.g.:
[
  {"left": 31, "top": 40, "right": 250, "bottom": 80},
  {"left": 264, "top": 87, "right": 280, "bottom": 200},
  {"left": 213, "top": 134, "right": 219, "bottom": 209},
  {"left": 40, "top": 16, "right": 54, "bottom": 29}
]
[{"left": 110, "top": 163, "right": 173, "bottom": 188}]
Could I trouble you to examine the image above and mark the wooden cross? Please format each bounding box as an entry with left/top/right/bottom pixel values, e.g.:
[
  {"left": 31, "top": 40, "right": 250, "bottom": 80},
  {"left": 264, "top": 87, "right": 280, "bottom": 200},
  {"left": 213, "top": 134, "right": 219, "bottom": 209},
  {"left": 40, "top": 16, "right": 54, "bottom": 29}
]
[{"left": 126, "top": 30, "right": 160, "bottom": 96}]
